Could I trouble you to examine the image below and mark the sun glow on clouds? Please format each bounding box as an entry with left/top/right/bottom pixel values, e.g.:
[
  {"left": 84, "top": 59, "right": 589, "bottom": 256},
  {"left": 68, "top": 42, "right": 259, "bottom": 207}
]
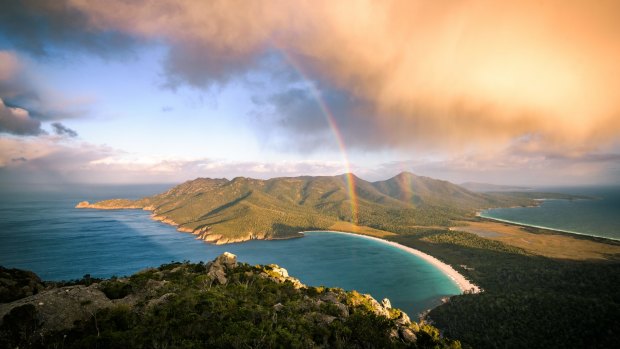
[
  {"left": 0, "top": 0, "right": 619, "bottom": 185},
  {"left": 51, "top": 0, "right": 620, "bottom": 149}
]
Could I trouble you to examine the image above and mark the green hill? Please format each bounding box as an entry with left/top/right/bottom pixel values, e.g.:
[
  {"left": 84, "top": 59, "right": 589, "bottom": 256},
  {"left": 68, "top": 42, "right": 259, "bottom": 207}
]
[
  {"left": 76, "top": 172, "right": 544, "bottom": 244},
  {"left": 0, "top": 253, "right": 461, "bottom": 349}
]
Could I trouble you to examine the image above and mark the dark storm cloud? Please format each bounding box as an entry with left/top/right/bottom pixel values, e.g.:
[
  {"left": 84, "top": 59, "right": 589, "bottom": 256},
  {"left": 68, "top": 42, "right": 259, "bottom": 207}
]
[
  {"left": 0, "top": 98, "right": 44, "bottom": 135},
  {"left": 252, "top": 84, "right": 389, "bottom": 152},
  {"left": 0, "top": 0, "right": 136, "bottom": 58},
  {"left": 162, "top": 43, "right": 267, "bottom": 89},
  {"left": 51, "top": 122, "right": 78, "bottom": 137}
]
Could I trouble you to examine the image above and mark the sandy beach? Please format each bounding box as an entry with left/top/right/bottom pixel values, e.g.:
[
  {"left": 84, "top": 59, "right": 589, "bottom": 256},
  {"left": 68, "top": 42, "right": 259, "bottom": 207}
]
[{"left": 304, "top": 231, "right": 481, "bottom": 294}]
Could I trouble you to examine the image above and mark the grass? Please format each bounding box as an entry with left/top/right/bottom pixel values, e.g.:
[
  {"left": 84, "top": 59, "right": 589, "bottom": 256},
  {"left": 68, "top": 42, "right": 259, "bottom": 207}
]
[{"left": 453, "top": 219, "right": 620, "bottom": 260}]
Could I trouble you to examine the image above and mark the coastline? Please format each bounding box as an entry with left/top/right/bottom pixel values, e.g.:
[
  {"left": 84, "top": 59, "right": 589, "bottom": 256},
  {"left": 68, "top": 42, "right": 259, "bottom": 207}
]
[
  {"left": 302, "top": 230, "right": 481, "bottom": 295},
  {"left": 76, "top": 202, "right": 482, "bottom": 292},
  {"left": 476, "top": 211, "right": 620, "bottom": 243}
]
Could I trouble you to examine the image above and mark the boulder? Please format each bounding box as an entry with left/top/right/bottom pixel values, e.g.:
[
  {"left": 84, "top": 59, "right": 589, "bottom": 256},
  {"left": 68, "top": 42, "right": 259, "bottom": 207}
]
[
  {"left": 395, "top": 311, "right": 412, "bottom": 327},
  {"left": 381, "top": 298, "right": 392, "bottom": 309},
  {"left": 368, "top": 296, "right": 390, "bottom": 318},
  {"left": 273, "top": 303, "right": 284, "bottom": 312},
  {"left": 207, "top": 252, "right": 238, "bottom": 284},
  {"left": 400, "top": 327, "right": 417, "bottom": 342}
]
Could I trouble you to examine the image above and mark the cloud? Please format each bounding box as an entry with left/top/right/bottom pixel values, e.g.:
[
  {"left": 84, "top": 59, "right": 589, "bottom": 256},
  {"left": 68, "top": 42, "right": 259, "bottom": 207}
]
[
  {"left": 3, "top": 0, "right": 620, "bottom": 155},
  {"left": 0, "top": 135, "right": 349, "bottom": 187},
  {"left": 1, "top": 130, "right": 616, "bottom": 187},
  {"left": 0, "top": 51, "right": 32, "bottom": 103},
  {"left": 0, "top": 0, "right": 136, "bottom": 58},
  {"left": 376, "top": 146, "right": 620, "bottom": 186},
  {"left": 252, "top": 84, "right": 388, "bottom": 152},
  {"left": 0, "top": 98, "right": 44, "bottom": 135},
  {"left": 0, "top": 50, "right": 89, "bottom": 122},
  {"left": 51, "top": 122, "right": 78, "bottom": 137}
]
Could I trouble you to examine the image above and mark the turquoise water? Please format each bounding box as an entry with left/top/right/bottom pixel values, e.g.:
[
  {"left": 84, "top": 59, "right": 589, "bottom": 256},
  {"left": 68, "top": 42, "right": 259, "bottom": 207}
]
[
  {"left": 481, "top": 186, "right": 620, "bottom": 241},
  {"left": 0, "top": 186, "right": 460, "bottom": 316}
]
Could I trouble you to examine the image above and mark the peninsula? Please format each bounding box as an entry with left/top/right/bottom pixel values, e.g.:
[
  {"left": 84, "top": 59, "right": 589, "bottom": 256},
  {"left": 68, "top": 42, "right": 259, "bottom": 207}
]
[
  {"left": 76, "top": 172, "right": 555, "bottom": 245},
  {"left": 74, "top": 172, "right": 620, "bottom": 348}
]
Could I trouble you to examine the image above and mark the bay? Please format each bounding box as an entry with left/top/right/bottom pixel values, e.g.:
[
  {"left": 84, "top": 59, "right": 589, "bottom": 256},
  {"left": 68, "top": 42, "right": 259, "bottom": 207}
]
[
  {"left": 480, "top": 186, "right": 620, "bottom": 241},
  {"left": 0, "top": 185, "right": 460, "bottom": 316}
]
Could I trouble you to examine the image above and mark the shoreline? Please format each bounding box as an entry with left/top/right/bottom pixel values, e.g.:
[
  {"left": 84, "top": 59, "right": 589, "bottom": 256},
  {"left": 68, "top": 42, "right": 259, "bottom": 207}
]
[
  {"left": 476, "top": 211, "right": 619, "bottom": 243},
  {"left": 302, "top": 230, "right": 481, "bottom": 294},
  {"left": 76, "top": 203, "right": 482, "bottom": 292}
]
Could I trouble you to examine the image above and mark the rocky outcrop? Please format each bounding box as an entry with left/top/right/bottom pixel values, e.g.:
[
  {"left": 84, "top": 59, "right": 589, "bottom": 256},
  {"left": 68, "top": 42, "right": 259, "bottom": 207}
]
[
  {"left": 192, "top": 226, "right": 271, "bottom": 245},
  {"left": 0, "top": 253, "right": 455, "bottom": 348},
  {"left": 258, "top": 264, "right": 305, "bottom": 289},
  {"left": 206, "top": 252, "right": 238, "bottom": 284},
  {"left": 0, "top": 284, "right": 113, "bottom": 334}
]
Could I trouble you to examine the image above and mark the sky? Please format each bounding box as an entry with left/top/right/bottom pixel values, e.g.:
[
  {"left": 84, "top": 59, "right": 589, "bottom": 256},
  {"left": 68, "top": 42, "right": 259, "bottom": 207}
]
[{"left": 0, "top": 0, "right": 619, "bottom": 188}]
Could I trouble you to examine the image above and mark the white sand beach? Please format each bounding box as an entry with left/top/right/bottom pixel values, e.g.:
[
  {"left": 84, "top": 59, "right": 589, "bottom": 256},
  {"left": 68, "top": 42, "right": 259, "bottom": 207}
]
[{"left": 305, "top": 231, "right": 481, "bottom": 294}]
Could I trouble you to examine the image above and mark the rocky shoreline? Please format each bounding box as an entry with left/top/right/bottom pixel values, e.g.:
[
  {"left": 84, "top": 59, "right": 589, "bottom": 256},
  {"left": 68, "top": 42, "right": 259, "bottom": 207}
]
[{"left": 76, "top": 201, "right": 287, "bottom": 245}]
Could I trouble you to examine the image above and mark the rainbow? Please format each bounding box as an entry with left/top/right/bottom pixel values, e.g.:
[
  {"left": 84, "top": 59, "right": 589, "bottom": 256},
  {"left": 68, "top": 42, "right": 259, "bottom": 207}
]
[{"left": 278, "top": 49, "right": 359, "bottom": 224}]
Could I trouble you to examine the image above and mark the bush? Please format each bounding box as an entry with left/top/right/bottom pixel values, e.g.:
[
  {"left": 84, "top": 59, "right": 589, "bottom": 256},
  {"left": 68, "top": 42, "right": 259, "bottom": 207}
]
[{"left": 101, "top": 280, "right": 132, "bottom": 300}]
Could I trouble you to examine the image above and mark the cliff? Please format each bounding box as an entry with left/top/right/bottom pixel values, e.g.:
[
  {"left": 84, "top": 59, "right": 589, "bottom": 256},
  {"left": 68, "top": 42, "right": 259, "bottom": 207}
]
[{"left": 0, "top": 253, "right": 461, "bottom": 348}]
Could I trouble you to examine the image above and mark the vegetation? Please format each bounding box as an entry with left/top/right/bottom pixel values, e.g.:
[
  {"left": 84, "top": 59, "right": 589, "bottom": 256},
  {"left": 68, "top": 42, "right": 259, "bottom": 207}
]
[
  {"left": 0, "top": 266, "right": 44, "bottom": 303},
  {"left": 74, "top": 172, "right": 616, "bottom": 348},
  {"left": 81, "top": 172, "right": 549, "bottom": 243},
  {"left": 0, "top": 256, "right": 462, "bottom": 349},
  {"left": 455, "top": 220, "right": 620, "bottom": 260},
  {"left": 387, "top": 230, "right": 620, "bottom": 349}
]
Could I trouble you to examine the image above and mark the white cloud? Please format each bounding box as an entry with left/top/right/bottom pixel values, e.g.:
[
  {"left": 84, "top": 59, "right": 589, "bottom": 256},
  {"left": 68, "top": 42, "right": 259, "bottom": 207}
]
[{"left": 0, "top": 135, "right": 350, "bottom": 186}]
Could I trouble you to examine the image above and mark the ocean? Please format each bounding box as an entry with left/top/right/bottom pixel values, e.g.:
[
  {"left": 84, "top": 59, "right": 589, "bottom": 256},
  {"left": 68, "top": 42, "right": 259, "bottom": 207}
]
[
  {"left": 0, "top": 185, "right": 459, "bottom": 317},
  {"left": 480, "top": 186, "right": 620, "bottom": 240}
]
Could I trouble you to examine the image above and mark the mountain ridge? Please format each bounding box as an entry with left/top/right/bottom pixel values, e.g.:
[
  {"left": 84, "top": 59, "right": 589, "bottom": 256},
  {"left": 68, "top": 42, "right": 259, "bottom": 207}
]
[{"left": 77, "top": 172, "right": 539, "bottom": 244}]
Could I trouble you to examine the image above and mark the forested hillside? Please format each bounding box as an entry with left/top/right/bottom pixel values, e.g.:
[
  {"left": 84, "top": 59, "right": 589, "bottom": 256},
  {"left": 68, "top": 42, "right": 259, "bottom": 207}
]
[
  {"left": 77, "top": 172, "right": 543, "bottom": 243},
  {"left": 0, "top": 253, "right": 462, "bottom": 349}
]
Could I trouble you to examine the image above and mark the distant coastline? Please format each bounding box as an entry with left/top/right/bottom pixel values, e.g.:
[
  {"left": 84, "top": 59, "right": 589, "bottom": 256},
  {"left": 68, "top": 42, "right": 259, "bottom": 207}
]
[
  {"left": 302, "top": 230, "right": 481, "bottom": 294},
  {"left": 477, "top": 211, "right": 620, "bottom": 243}
]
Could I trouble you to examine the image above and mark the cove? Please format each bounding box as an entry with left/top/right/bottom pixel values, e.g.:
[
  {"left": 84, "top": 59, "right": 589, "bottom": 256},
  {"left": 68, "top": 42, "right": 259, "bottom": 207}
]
[{"left": 0, "top": 196, "right": 461, "bottom": 316}]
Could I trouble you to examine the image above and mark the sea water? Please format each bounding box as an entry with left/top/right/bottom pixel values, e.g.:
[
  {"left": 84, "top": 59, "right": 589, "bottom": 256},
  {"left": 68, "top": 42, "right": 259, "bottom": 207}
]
[
  {"left": 480, "top": 186, "right": 620, "bottom": 241},
  {"left": 0, "top": 185, "right": 459, "bottom": 316}
]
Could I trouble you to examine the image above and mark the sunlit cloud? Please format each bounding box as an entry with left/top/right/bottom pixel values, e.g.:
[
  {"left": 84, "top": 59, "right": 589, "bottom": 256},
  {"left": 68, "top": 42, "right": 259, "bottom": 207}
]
[
  {"left": 377, "top": 145, "right": 620, "bottom": 186},
  {"left": 34, "top": 0, "right": 617, "bottom": 153},
  {"left": 1, "top": 0, "right": 619, "bottom": 185},
  {"left": 0, "top": 135, "right": 350, "bottom": 187}
]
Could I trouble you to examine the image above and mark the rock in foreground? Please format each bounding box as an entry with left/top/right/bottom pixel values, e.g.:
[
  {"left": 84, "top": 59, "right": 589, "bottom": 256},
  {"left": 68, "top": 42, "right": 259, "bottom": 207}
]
[{"left": 0, "top": 253, "right": 461, "bottom": 348}]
